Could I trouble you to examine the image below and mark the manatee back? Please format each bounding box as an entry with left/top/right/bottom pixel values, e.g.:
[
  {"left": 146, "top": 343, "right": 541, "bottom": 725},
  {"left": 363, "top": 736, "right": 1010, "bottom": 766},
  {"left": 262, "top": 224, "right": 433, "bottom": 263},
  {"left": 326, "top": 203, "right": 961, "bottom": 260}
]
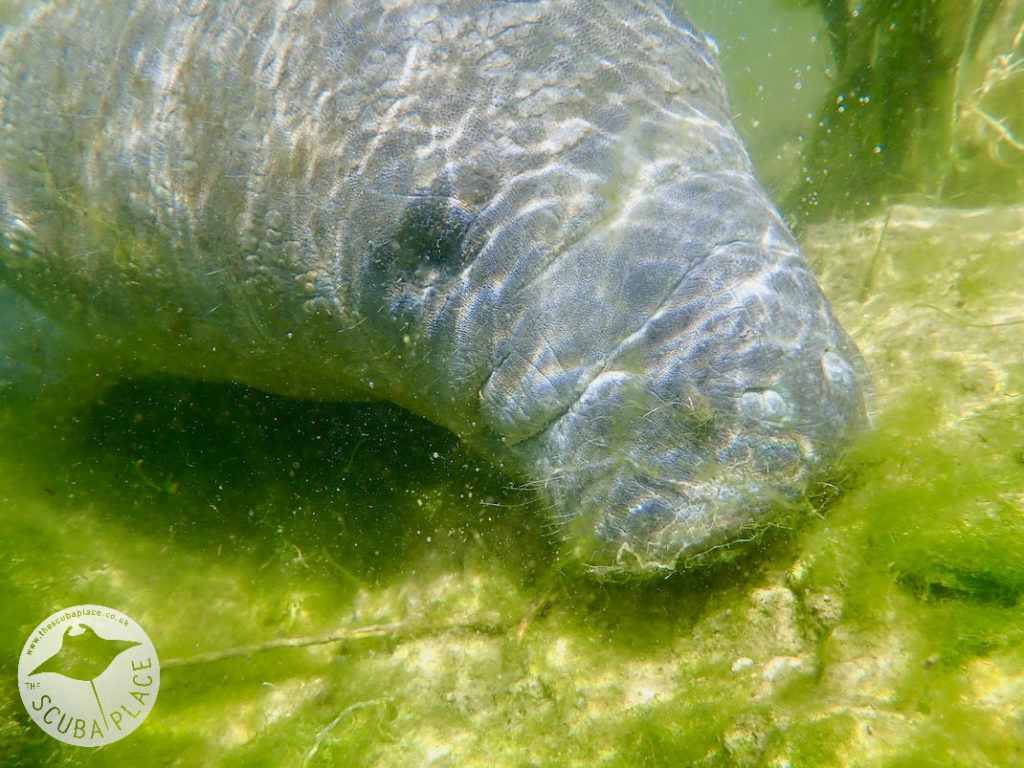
[{"left": 0, "top": 1, "right": 736, "bottom": 403}]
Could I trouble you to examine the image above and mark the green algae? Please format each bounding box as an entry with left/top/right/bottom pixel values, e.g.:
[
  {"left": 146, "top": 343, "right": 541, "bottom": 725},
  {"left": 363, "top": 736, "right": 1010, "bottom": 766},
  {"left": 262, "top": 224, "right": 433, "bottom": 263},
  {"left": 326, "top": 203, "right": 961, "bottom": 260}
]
[{"left": 3, "top": 210, "right": 1022, "bottom": 765}]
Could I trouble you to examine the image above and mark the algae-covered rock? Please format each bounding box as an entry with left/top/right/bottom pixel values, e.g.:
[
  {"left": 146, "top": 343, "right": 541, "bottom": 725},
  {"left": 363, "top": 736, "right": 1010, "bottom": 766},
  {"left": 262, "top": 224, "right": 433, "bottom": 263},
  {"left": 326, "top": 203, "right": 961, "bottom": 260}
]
[{"left": 2, "top": 203, "right": 1022, "bottom": 767}]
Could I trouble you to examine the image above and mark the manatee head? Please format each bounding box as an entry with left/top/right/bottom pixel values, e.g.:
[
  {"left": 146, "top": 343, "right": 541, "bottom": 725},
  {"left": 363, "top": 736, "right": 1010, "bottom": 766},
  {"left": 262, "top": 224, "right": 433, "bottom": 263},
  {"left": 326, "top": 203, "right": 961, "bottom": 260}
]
[
  {"left": 344, "top": 2, "right": 872, "bottom": 577},
  {"left": 474, "top": 173, "right": 870, "bottom": 577}
]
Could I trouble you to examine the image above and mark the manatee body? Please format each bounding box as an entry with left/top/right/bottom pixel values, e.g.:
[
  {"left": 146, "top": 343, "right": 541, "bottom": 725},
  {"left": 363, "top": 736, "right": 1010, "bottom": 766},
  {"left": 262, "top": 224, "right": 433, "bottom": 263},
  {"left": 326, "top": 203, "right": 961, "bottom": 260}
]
[{"left": 0, "top": 0, "right": 868, "bottom": 575}]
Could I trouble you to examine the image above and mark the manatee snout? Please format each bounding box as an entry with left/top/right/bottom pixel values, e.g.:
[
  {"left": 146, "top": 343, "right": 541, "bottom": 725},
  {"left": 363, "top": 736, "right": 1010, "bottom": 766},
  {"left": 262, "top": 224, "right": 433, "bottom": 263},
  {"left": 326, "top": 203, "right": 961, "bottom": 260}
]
[{"left": 498, "top": 233, "right": 869, "bottom": 575}]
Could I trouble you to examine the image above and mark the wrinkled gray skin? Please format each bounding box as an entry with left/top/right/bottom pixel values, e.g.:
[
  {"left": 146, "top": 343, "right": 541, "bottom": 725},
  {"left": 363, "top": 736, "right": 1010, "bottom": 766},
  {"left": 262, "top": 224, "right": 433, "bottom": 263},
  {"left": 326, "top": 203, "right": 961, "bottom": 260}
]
[{"left": 0, "top": 0, "right": 868, "bottom": 575}]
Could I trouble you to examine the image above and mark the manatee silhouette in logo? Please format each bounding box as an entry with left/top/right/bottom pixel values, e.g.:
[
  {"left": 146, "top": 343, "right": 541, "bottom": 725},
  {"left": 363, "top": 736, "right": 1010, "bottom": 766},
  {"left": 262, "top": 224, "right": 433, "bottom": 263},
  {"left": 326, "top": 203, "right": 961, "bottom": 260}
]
[{"left": 30, "top": 623, "right": 140, "bottom": 682}]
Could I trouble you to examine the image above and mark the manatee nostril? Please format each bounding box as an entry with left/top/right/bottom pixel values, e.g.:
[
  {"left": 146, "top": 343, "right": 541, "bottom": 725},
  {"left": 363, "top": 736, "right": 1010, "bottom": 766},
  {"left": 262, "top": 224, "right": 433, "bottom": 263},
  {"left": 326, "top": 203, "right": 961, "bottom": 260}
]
[
  {"left": 821, "top": 350, "right": 855, "bottom": 390},
  {"left": 739, "top": 387, "right": 789, "bottom": 423}
]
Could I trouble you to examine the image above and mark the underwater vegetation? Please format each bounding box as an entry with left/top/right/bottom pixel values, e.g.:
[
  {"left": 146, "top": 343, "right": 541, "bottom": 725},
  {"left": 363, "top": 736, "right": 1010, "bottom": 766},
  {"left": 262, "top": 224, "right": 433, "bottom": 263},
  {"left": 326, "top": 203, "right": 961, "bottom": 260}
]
[
  {"left": 2, "top": 198, "right": 1022, "bottom": 766},
  {"left": 2, "top": 204, "right": 1023, "bottom": 766},
  {"left": 794, "top": 0, "right": 1024, "bottom": 218}
]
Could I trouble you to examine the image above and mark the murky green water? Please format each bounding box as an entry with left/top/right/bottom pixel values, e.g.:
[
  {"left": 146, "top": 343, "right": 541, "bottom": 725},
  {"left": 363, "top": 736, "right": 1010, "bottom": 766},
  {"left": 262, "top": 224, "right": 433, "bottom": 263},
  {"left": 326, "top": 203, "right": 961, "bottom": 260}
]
[{"left": 2, "top": 1, "right": 1024, "bottom": 766}]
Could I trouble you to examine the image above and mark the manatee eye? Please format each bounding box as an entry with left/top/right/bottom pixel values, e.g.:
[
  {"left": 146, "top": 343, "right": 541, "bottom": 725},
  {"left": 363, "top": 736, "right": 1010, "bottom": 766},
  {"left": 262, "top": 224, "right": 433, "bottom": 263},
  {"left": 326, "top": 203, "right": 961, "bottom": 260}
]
[
  {"left": 365, "top": 195, "right": 477, "bottom": 325},
  {"left": 374, "top": 195, "right": 474, "bottom": 285}
]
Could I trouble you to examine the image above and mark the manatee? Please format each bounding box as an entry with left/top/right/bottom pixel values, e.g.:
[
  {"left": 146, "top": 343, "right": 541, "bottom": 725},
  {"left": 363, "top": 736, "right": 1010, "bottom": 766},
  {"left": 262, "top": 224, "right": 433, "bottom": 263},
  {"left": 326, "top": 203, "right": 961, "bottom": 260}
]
[{"left": 0, "top": 0, "right": 869, "bottom": 576}]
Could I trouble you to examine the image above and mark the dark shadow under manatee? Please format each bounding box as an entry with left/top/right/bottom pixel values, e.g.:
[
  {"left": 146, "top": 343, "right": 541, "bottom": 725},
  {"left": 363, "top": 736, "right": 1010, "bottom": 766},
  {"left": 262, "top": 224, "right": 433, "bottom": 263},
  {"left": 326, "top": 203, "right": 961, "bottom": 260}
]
[{"left": 52, "top": 378, "right": 549, "bottom": 587}]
